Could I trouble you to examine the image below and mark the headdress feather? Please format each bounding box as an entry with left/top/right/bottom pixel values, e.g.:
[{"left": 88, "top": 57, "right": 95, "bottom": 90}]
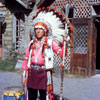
[{"left": 32, "top": 7, "right": 69, "bottom": 42}]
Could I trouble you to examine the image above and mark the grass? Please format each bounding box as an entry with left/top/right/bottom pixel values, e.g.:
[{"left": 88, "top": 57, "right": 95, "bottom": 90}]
[
  {"left": 53, "top": 68, "right": 88, "bottom": 78},
  {"left": 0, "top": 59, "right": 17, "bottom": 71}
]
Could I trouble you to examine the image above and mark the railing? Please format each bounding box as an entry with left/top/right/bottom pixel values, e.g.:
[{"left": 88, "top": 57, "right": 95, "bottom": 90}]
[{"left": 88, "top": 0, "right": 100, "bottom": 5}]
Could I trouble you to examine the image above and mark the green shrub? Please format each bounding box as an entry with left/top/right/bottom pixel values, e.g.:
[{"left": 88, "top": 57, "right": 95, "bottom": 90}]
[
  {"left": 0, "top": 43, "right": 18, "bottom": 71},
  {"left": 0, "top": 59, "right": 17, "bottom": 71},
  {"left": 8, "top": 43, "right": 18, "bottom": 60}
]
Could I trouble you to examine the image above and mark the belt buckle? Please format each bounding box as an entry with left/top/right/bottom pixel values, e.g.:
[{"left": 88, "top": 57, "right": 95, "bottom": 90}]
[
  {"left": 34, "top": 65, "right": 40, "bottom": 70},
  {"left": 36, "top": 67, "right": 39, "bottom": 70}
]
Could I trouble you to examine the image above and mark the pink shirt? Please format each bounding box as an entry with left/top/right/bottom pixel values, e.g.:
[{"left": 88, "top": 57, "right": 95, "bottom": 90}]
[{"left": 22, "top": 40, "right": 65, "bottom": 72}]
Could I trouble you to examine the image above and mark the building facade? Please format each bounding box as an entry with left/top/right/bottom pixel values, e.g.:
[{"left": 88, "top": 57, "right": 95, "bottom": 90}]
[{"left": 0, "top": 0, "right": 100, "bottom": 76}]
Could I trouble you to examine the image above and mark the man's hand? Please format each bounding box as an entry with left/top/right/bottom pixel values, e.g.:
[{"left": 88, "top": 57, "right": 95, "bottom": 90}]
[{"left": 21, "top": 77, "right": 27, "bottom": 85}]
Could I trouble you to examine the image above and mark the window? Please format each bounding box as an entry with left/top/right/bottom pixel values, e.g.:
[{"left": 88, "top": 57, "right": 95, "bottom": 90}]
[
  {"left": 16, "top": 18, "right": 20, "bottom": 49},
  {"left": 74, "top": 24, "right": 88, "bottom": 54}
]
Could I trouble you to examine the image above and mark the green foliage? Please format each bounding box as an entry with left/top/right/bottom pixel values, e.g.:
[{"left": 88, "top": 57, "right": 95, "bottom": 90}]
[
  {"left": 8, "top": 43, "right": 18, "bottom": 60},
  {"left": 52, "top": 69, "right": 55, "bottom": 73},
  {"left": 0, "top": 59, "right": 17, "bottom": 71},
  {"left": 0, "top": 43, "right": 18, "bottom": 71}
]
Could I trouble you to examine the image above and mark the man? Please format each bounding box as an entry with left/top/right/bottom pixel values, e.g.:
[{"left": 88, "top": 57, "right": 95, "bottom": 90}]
[{"left": 21, "top": 7, "right": 71, "bottom": 100}]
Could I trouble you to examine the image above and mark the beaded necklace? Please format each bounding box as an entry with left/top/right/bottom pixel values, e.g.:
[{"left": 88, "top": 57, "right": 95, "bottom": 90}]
[{"left": 30, "top": 37, "right": 48, "bottom": 64}]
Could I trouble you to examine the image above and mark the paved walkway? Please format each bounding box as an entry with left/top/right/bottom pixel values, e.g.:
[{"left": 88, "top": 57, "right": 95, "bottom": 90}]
[
  {"left": 0, "top": 72, "right": 100, "bottom": 100},
  {"left": 0, "top": 72, "right": 22, "bottom": 100}
]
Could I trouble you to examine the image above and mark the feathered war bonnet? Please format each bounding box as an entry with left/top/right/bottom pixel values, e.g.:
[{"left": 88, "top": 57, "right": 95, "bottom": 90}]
[{"left": 32, "top": 7, "right": 67, "bottom": 42}]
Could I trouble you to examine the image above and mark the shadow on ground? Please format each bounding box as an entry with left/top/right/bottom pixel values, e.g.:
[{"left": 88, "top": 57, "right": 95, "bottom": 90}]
[
  {"left": 37, "top": 94, "right": 70, "bottom": 100},
  {"left": 54, "top": 94, "right": 70, "bottom": 100}
]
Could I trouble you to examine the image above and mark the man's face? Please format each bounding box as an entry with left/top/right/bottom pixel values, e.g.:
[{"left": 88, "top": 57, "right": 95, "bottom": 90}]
[{"left": 35, "top": 28, "right": 45, "bottom": 40}]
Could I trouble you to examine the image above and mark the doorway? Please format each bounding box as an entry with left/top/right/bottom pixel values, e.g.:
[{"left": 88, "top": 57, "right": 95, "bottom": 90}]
[
  {"left": 0, "top": 23, "right": 2, "bottom": 59},
  {"left": 95, "top": 17, "right": 100, "bottom": 70}
]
